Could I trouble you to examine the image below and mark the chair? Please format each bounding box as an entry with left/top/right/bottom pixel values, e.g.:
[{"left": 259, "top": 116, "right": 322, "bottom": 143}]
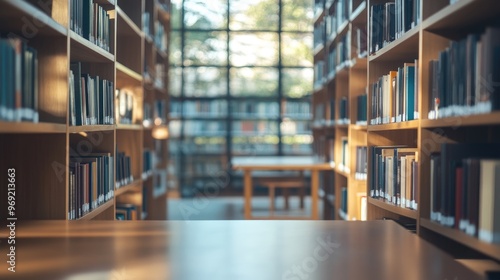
[{"left": 254, "top": 170, "right": 307, "bottom": 213}]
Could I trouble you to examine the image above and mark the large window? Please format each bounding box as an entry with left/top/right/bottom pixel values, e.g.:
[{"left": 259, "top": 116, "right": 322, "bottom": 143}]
[{"left": 169, "top": 0, "right": 314, "bottom": 196}]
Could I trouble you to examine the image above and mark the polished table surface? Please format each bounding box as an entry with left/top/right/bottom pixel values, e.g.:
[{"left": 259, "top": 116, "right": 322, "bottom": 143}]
[
  {"left": 232, "top": 156, "right": 334, "bottom": 219},
  {"left": 0, "top": 220, "right": 485, "bottom": 280}
]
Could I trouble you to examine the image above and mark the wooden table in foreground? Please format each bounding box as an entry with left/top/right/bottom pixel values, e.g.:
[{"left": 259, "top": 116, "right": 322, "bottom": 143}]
[
  {"left": 0, "top": 220, "right": 486, "bottom": 279},
  {"left": 232, "top": 156, "right": 334, "bottom": 220}
]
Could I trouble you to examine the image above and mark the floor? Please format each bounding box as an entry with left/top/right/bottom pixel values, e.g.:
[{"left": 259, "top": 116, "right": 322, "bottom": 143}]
[{"left": 168, "top": 195, "right": 323, "bottom": 220}]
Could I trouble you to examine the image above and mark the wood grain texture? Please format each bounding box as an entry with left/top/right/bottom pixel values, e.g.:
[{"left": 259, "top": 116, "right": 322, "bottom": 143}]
[{"left": 0, "top": 220, "right": 485, "bottom": 280}]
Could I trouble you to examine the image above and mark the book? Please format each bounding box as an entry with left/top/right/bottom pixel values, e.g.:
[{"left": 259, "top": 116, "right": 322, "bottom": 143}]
[{"left": 478, "top": 160, "right": 500, "bottom": 243}]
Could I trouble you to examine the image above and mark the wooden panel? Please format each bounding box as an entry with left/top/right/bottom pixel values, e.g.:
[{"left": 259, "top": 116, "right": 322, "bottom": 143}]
[
  {"left": 116, "top": 130, "right": 143, "bottom": 180},
  {"left": 0, "top": 134, "right": 67, "bottom": 220},
  {"left": 0, "top": 0, "right": 67, "bottom": 37},
  {"left": 31, "top": 37, "right": 69, "bottom": 124}
]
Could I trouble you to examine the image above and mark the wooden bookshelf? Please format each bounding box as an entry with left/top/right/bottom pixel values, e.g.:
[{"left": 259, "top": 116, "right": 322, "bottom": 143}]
[
  {"left": 359, "top": 0, "right": 500, "bottom": 265},
  {"left": 368, "top": 197, "right": 418, "bottom": 219},
  {"left": 0, "top": 0, "right": 170, "bottom": 221},
  {"left": 313, "top": 0, "right": 368, "bottom": 221}
]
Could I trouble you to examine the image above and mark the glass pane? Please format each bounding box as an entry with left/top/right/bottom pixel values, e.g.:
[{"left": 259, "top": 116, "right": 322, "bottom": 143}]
[
  {"left": 283, "top": 100, "right": 312, "bottom": 119},
  {"left": 230, "top": 32, "right": 278, "bottom": 66},
  {"left": 169, "top": 120, "right": 182, "bottom": 138},
  {"left": 282, "top": 0, "right": 314, "bottom": 32},
  {"left": 232, "top": 120, "right": 279, "bottom": 135},
  {"left": 169, "top": 100, "right": 181, "bottom": 118},
  {"left": 183, "top": 156, "right": 227, "bottom": 180},
  {"left": 169, "top": 67, "right": 182, "bottom": 97},
  {"left": 282, "top": 135, "right": 313, "bottom": 155},
  {"left": 230, "top": 67, "right": 278, "bottom": 97},
  {"left": 171, "top": 0, "right": 182, "bottom": 30},
  {"left": 183, "top": 100, "right": 228, "bottom": 117},
  {"left": 184, "top": 120, "right": 226, "bottom": 137},
  {"left": 231, "top": 135, "right": 279, "bottom": 155},
  {"left": 185, "top": 31, "right": 227, "bottom": 66},
  {"left": 281, "top": 33, "right": 313, "bottom": 67},
  {"left": 230, "top": 101, "right": 279, "bottom": 119},
  {"left": 184, "top": 67, "right": 227, "bottom": 97},
  {"left": 282, "top": 68, "right": 313, "bottom": 98},
  {"left": 170, "top": 31, "right": 182, "bottom": 66},
  {"left": 280, "top": 119, "right": 311, "bottom": 135},
  {"left": 229, "top": 0, "right": 279, "bottom": 31},
  {"left": 180, "top": 137, "right": 227, "bottom": 155},
  {"left": 184, "top": 0, "right": 228, "bottom": 29}
]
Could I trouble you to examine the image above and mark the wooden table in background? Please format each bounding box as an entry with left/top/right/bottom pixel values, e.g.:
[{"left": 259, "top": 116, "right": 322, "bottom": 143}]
[
  {"left": 0, "top": 220, "right": 486, "bottom": 279},
  {"left": 232, "top": 156, "right": 336, "bottom": 219}
]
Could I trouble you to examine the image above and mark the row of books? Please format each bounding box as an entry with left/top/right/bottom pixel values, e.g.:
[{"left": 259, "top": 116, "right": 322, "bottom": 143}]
[
  {"left": 325, "top": 0, "right": 349, "bottom": 42},
  {"left": 354, "top": 146, "right": 368, "bottom": 180},
  {"left": 143, "top": 149, "right": 156, "bottom": 179},
  {"left": 0, "top": 38, "right": 39, "bottom": 122},
  {"left": 370, "top": 146, "right": 419, "bottom": 210},
  {"left": 116, "top": 203, "right": 139, "bottom": 220},
  {"left": 68, "top": 154, "right": 114, "bottom": 220},
  {"left": 354, "top": 26, "right": 368, "bottom": 58},
  {"left": 142, "top": 12, "right": 152, "bottom": 38},
  {"left": 283, "top": 101, "right": 311, "bottom": 118},
  {"left": 232, "top": 102, "right": 280, "bottom": 118},
  {"left": 185, "top": 159, "right": 225, "bottom": 176},
  {"left": 339, "top": 187, "right": 348, "bottom": 220},
  {"left": 144, "top": 101, "right": 165, "bottom": 126},
  {"left": 69, "top": 62, "right": 115, "bottom": 126},
  {"left": 155, "top": 22, "right": 168, "bottom": 52},
  {"left": 356, "top": 93, "right": 368, "bottom": 125},
  {"left": 171, "top": 101, "right": 222, "bottom": 118},
  {"left": 314, "top": 21, "right": 325, "bottom": 50},
  {"left": 169, "top": 139, "right": 225, "bottom": 154},
  {"left": 233, "top": 121, "right": 278, "bottom": 134},
  {"left": 116, "top": 150, "right": 133, "bottom": 189},
  {"left": 313, "top": 98, "right": 352, "bottom": 127},
  {"left": 314, "top": 61, "right": 326, "bottom": 89},
  {"left": 116, "top": 89, "right": 135, "bottom": 125},
  {"left": 370, "top": 61, "right": 418, "bottom": 125},
  {"left": 326, "top": 33, "right": 351, "bottom": 79},
  {"left": 153, "top": 169, "right": 168, "bottom": 198},
  {"left": 428, "top": 27, "right": 500, "bottom": 119},
  {"left": 70, "top": 0, "right": 111, "bottom": 52},
  {"left": 369, "top": 0, "right": 420, "bottom": 54},
  {"left": 430, "top": 143, "right": 500, "bottom": 243},
  {"left": 339, "top": 137, "right": 349, "bottom": 172}
]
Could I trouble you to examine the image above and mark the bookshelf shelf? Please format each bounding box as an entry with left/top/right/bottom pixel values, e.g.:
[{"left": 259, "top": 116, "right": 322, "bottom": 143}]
[
  {"left": 422, "top": 0, "right": 500, "bottom": 32},
  {"left": 68, "top": 125, "right": 116, "bottom": 133},
  {"left": 314, "top": 43, "right": 325, "bottom": 57},
  {"left": 116, "top": 124, "right": 143, "bottom": 130},
  {"left": 116, "top": 7, "right": 143, "bottom": 38},
  {"left": 350, "top": 1, "right": 367, "bottom": 23},
  {"left": 336, "top": 167, "right": 350, "bottom": 178},
  {"left": 0, "top": 0, "right": 67, "bottom": 37},
  {"left": 94, "top": 0, "right": 116, "bottom": 6},
  {"left": 420, "top": 218, "right": 500, "bottom": 262},
  {"left": 77, "top": 200, "right": 114, "bottom": 221},
  {"left": 350, "top": 124, "right": 367, "bottom": 131},
  {"left": 369, "top": 26, "right": 419, "bottom": 63},
  {"left": 368, "top": 120, "right": 419, "bottom": 132},
  {"left": 116, "top": 62, "right": 143, "bottom": 84},
  {"left": 421, "top": 112, "right": 500, "bottom": 128},
  {"left": 70, "top": 31, "right": 114, "bottom": 62},
  {"left": 367, "top": 197, "right": 417, "bottom": 219},
  {"left": 0, "top": 122, "right": 66, "bottom": 134},
  {"left": 115, "top": 180, "right": 143, "bottom": 196}
]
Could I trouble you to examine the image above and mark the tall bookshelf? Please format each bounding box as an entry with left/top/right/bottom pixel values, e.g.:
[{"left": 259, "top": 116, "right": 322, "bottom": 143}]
[
  {"left": 364, "top": 0, "right": 500, "bottom": 265},
  {"left": 0, "top": 0, "right": 170, "bottom": 221},
  {"left": 313, "top": 0, "right": 368, "bottom": 221}
]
